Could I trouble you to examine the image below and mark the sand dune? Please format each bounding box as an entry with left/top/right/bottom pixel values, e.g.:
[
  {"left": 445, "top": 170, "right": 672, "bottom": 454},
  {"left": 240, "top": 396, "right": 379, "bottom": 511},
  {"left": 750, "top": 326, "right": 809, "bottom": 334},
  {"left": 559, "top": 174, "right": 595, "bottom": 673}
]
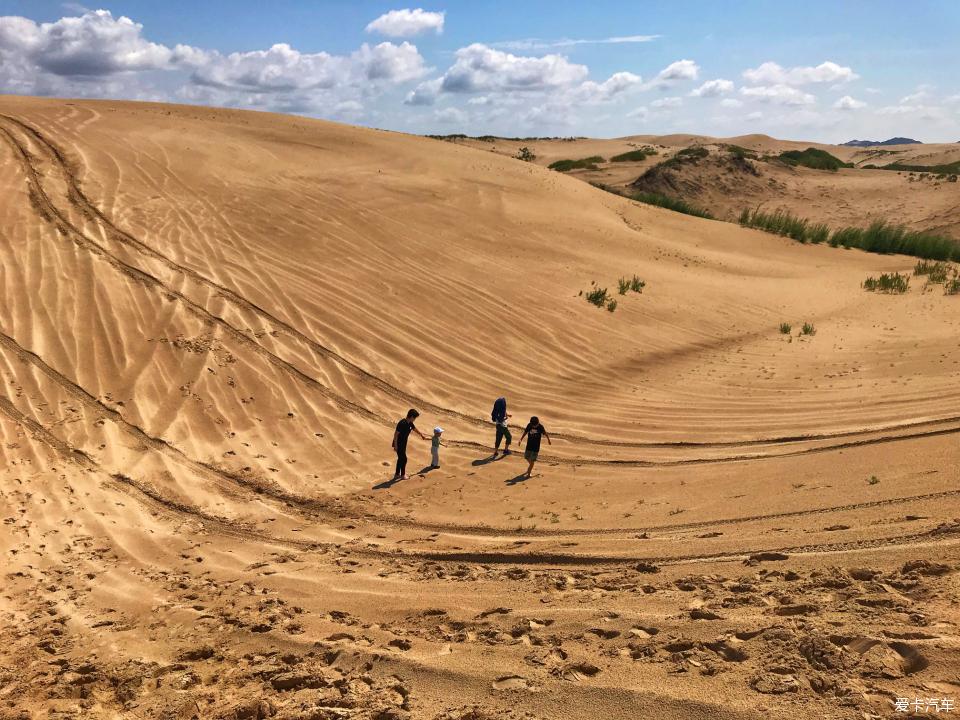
[{"left": 1, "top": 96, "right": 958, "bottom": 720}]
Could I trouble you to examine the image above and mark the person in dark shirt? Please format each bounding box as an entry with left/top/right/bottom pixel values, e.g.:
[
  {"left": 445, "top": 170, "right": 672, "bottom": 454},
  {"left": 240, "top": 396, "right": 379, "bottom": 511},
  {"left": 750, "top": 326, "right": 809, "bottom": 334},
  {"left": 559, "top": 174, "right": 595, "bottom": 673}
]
[
  {"left": 491, "top": 396, "right": 511, "bottom": 456},
  {"left": 518, "top": 416, "right": 551, "bottom": 478},
  {"left": 392, "top": 408, "right": 426, "bottom": 481}
]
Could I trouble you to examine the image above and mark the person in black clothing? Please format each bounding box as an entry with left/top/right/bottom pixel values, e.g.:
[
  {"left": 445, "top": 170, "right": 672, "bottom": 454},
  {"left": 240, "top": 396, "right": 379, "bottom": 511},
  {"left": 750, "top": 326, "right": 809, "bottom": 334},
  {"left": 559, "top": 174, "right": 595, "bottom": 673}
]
[
  {"left": 392, "top": 409, "right": 426, "bottom": 480},
  {"left": 518, "top": 416, "right": 551, "bottom": 478},
  {"left": 491, "top": 396, "right": 511, "bottom": 456}
]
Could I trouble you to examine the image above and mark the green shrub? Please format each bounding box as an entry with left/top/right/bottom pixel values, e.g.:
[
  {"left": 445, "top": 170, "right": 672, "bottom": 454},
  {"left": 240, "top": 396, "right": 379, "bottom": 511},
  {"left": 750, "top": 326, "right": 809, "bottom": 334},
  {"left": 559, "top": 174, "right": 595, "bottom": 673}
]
[
  {"left": 725, "top": 144, "right": 758, "bottom": 160},
  {"left": 606, "top": 299, "right": 618, "bottom": 312},
  {"left": 778, "top": 147, "right": 852, "bottom": 171},
  {"left": 779, "top": 322, "right": 792, "bottom": 334},
  {"left": 585, "top": 287, "right": 609, "bottom": 307},
  {"left": 801, "top": 322, "right": 816, "bottom": 336},
  {"left": 883, "top": 160, "right": 960, "bottom": 174},
  {"left": 808, "top": 223, "right": 830, "bottom": 244},
  {"left": 516, "top": 146, "right": 536, "bottom": 162},
  {"left": 914, "top": 260, "right": 951, "bottom": 283},
  {"left": 548, "top": 156, "right": 604, "bottom": 172},
  {"left": 946, "top": 278, "right": 960, "bottom": 295},
  {"left": 611, "top": 147, "right": 657, "bottom": 162},
  {"left": 632, "top": 191, "right": 713, "bottom": 219},
  {"left": 617, "top": 277, "right": 630, "bottom": 295},
  {"left": 628, "top": 275, "right": 645, "bottom": 293},
  {"left": 862, "top": 273, "right": 910, "bottom": 294}
]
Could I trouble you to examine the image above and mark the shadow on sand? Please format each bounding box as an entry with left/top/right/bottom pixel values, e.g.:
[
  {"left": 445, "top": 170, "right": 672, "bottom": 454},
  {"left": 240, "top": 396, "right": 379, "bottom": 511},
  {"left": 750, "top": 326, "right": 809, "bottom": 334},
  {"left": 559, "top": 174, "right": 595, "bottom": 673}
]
[
  {"left": 505, "top": 473, "right": 531, "bottom": 486},
  {"left": 372, "top": 465, "right": 438, "bottom": 490},
  {"left": 471, "top": 452, "right": 509, "bottom": 467}
]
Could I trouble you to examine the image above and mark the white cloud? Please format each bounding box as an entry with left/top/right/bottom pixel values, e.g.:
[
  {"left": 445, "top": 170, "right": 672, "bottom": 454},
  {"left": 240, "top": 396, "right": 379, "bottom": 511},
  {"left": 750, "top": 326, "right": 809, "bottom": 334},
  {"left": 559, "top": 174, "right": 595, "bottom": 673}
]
[
  {"left": 189, "top": 41, "right": 427, "bottom": 92},
  {"left": 690, "top": 78, "right": 733, "bottom": 97},
  {"left": 365, "top": 8, "right": 445, "bottom": 37},
  {"left": 573, "top": 71, "right": 642, "bottom": 103},
  {"left": 492, "top": 34, "right": 659, "bottom": 51},
  {"left": 833, "top": 95, "right": 865, "bottom": 110},
  {"left": 742, "top": 60, "right": 858, "bottom": 86},
  {"left": 433, "top": 106, "right": 467, "bottom": 124},
  {"left": 439, "top": 43, "right": 588, "bottom": 93},
  {"left": 740, "top": 84, "right": 816, "bottom": 106},
  {"left": 900, "top": 84, "right": 933, "bottom": 104},
  {"left": 404, "top": 77, "right": 442, "bottom": 105},
  {"left": 0, "top": 9, "right": 189, "bottom": 77},
  {"left": 720, "top": 97, "right": 743, "bottom": 108},
  {"left": 651, "top": 96, "right": 682, "bottom": 109},
  {"left": 653, "top": 59, "right": 699, "bottom": 85}
]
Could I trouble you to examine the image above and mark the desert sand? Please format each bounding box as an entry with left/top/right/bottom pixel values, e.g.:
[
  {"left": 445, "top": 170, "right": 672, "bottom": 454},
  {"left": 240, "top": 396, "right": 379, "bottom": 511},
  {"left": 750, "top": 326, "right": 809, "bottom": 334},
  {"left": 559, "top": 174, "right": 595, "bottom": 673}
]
[
  {"left": 0, "top": 96, "right": 958, "bottom": 720},
  {"left": 450, "top": 133, "right": 960, "bottom": 236}
]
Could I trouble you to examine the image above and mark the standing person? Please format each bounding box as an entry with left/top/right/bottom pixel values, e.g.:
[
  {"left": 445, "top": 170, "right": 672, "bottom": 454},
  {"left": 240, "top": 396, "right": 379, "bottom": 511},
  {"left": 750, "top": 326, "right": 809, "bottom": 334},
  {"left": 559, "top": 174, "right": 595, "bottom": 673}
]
[
  {"left": 491, "top": 396, "right": 512, "bottom": 456},
  {"left": 518, "top": 416, "right": 551, "bottom": 478},
  {"left": 430, "top": 427, "right": 444, "bottom": 468},
  {"left": 392, "top": 409, "right": 426, "bottom": 481}
]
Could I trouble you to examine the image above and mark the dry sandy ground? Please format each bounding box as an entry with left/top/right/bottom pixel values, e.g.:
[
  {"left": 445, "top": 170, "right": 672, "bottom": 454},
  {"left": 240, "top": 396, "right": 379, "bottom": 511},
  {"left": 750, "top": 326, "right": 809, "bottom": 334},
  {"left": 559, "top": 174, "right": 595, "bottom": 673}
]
[
  {"left": 451, "top": 134, "right": 960, "bottom": 236},
  {"left": 0, "top": 96, "right": 959, "bottom": 720}
]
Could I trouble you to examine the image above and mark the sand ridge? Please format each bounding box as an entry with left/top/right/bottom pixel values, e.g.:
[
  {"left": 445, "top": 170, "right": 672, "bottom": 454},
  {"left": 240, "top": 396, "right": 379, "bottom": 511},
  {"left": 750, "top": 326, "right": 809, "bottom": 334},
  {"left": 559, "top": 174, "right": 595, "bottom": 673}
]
[{"left": 0, "top": 96, "right": 958, "bottom": 720}]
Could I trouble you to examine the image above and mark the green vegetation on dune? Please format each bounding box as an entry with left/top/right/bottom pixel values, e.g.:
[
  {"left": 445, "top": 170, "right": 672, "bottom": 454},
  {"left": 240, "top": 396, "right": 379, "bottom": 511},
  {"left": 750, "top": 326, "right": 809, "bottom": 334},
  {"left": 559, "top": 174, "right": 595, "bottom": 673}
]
[
  {"left": 739, "top": 208, "right": 960, "bottom": 262},
  {"left": 548, "top": 155, "right": 605, "bottom": 172},
  {"left": 610, "top": 147, "right": 657, "bottom": 162},
  {"left": 632, "top": 191, "right": 713, "bottom": 219},
  {"left": 776, "top": 147, "right": 852, "bottom": 171},
  {"left": 862, "top": 273, "right": 910, "bottom": 294},
  {"left": 882, "top": 160, "right": 960, "bottom": 174}
]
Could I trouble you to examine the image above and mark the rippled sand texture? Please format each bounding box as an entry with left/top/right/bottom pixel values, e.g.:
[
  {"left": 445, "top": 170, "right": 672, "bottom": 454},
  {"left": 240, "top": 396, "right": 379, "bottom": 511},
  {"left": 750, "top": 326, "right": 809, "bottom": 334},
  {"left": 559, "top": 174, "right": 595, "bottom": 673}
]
[{"left": 0, "top": 96, "right": 958, "bottom": 720}]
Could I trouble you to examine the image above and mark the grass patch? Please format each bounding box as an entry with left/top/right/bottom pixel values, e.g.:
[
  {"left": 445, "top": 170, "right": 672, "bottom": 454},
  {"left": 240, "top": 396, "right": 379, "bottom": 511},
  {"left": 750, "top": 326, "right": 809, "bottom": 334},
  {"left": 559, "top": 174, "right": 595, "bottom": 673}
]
[
  {"left": 633, "top": 191, "right": 713, "bottom": 219},
  {"left": 777, "top": 147, "right": 852, "bottom": 171},
  {"left": 914, "top": 260, "right": 952, "bottom": 283},
  {"left": 868, "top": 476, "right": 880, "bottom": 485},
  {"left": 945, "top": 278, "right": 960, "bottom": 295},
  {"left": 617, "top": 275, "right": 646, "bottom": 295},
  {"left": 585, "top": 286, "right": 609, "bottom": 308},
  {"left": 740, "top": 209, "right": 960, "bottom": 262},
  {"left": 606, "top": 299, "right": 618, "bottom": 312},
  {"left": 610, "top": 147, "right": 657, "bottom": 162},
  {"left": 548, "top": 155, "right": 604, "bottom": 172},
  {"left": 779, "top": 322, "right": 792, "bottom": 334},
  {"left": 801, "top": 322, "right": 816, "bottom": 336},
  {"left": 862, "top": 273, "right": 910, "bottom": 294},
  {"left": 661, "top": 145, "right": 709, "bottom": 169},
  {"left": 724, "top": 144, "right": 759, "bottom": 160}
]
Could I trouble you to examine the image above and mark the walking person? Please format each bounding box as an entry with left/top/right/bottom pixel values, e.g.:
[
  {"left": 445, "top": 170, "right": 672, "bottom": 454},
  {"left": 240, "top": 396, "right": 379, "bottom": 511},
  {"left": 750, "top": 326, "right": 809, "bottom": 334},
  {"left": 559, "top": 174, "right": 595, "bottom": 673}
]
[
  {"left": 392, "top": 409, "right": 426, "bottom": 481},
  {"left": 491, "top": 396, "right": 512, "bottom": 456},
  {"left": 518, "top": 416, "right": 551, "bottom": 478},
  {"left": 430, "top": 427, "right": 444, "bottom": 469}
]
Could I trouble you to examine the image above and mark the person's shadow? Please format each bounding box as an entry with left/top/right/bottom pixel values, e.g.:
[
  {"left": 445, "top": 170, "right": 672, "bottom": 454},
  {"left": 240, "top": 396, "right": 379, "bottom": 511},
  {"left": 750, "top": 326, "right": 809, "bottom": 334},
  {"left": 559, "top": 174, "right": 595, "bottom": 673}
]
[
  {"left": 505, "top": 473, "right": 530, "bottom": 486},
  {"left": 471, "top": 452, "right": 506, "bottom": 467},
  {"left": 372, "top": 465, "right": 437, "bottom": 490}
]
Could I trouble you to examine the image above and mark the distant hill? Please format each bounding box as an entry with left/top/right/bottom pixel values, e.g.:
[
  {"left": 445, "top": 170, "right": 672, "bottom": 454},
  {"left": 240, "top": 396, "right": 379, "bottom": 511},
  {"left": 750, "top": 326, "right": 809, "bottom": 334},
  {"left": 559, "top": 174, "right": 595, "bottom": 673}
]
[{"left": 841, "top": 137, "right": 922, "bottom": 147}]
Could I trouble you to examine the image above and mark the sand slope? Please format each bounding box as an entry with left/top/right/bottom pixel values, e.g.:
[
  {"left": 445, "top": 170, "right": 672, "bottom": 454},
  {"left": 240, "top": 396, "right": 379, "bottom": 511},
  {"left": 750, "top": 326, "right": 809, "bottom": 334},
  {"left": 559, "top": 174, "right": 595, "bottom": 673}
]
[
  {"left": 449, "top": 134, "right": 960, "bottom": 235},
  {"left": 0, "top": 96, "right": 958, "bottom": 720}
]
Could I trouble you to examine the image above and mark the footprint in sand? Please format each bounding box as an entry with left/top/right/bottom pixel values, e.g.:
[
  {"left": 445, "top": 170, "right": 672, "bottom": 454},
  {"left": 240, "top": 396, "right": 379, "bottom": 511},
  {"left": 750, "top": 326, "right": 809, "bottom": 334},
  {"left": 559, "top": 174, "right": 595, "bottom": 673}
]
[{"left": 492, "top": 675, "right": 530, "bottom": 691}]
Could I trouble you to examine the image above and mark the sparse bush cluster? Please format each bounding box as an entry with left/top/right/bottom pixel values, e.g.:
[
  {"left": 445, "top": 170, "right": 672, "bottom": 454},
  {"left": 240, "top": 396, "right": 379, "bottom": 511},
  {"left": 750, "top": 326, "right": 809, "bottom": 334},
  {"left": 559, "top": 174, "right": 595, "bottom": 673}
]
[
  {"left": 610, "top": 147, "right": 657, "bottom": 162},
  {"left": 617, "top": 275, "right": 646, "bottom": 295},
  {"left": 779, "top": 322, "right": 816, "bottom": 336},
  {"left": 946, "top": 278, "right": 960, "bottom": 295},
  {"left": 739, "top": 209, "right": 960, "bottom": 262},
  {"left": 515, "top": 146, "right": 536, "bottom": 162},
  {"left": 776, "top": 147, "right": 852, "bottom": 171},
  {"left": 582, "top": 275, "right": 645, "bottom": 312},
  {"left": 862, "top": 273, "right": 910, "bottom": 294},
  {"left": 661, "top": 145, "right": 709, "bottom": 169},
  {"left": 914, "top": 260, "right": 952, "bottom": 283},
  {"left": 548, "top": 156, "right": 604, "bottom": 172},
  {"left": 633, "top": 191, "right": 713, "bottom": 219}
]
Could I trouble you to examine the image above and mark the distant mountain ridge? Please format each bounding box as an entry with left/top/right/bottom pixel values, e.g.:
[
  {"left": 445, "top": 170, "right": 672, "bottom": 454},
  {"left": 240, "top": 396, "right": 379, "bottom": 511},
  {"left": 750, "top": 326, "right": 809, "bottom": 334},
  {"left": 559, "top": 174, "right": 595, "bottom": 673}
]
[{"left": 841, "top": 137, "right": 922, "bottom": 147}]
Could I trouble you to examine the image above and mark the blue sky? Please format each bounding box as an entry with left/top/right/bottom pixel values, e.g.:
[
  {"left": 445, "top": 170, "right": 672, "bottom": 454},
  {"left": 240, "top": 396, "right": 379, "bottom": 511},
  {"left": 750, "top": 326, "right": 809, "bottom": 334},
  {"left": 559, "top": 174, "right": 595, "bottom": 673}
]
[{"left": 1, "top": 1, "right": 958, "bottom": 141}]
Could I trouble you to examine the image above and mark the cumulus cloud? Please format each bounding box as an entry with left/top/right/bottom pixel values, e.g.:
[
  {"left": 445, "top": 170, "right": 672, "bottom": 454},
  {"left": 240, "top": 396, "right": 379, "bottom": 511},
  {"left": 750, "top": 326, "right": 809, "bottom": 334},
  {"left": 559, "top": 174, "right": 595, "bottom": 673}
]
[
  {"left": 740, "top": 84, "right": 815, "bottom": 106},
  {"left": 742, "top": 61, "right": 858, "bottom": 86},
  {"left": 438, "top": 43, "right": 588, "bottom": 93},
  {"left": 652, "top": 59, "right": 699, "bottom": 86},
  {"left": 651, "top": 96, "right": 682, "bottom": 109},
  {"left": 573, "top": 71, "right": 642, "bottom": 103},
  {"left": 720, "top": 97, "right": 743, "bottom": 108},
  {"left": 690, "top": 78, "right": 733, "bottom": 97},
  {"left": 365, "top": 8, "right": 445, "bottom": 37},
  {"left": 0, "top": 9, "right": 193, "bottom": 77},
  {"left": 833, "top": 95, "right": 865, "bottom": 110},
  {"left": 900, "top": 84, "right": 933, "bottom": 104}
]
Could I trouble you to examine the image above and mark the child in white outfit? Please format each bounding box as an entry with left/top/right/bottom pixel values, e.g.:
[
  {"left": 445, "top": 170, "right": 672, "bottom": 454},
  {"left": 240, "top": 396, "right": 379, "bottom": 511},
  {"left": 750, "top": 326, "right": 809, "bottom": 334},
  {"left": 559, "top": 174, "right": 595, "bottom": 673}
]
[{"left": 431, "top": 427, "right": 444, "bottom": 468}]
